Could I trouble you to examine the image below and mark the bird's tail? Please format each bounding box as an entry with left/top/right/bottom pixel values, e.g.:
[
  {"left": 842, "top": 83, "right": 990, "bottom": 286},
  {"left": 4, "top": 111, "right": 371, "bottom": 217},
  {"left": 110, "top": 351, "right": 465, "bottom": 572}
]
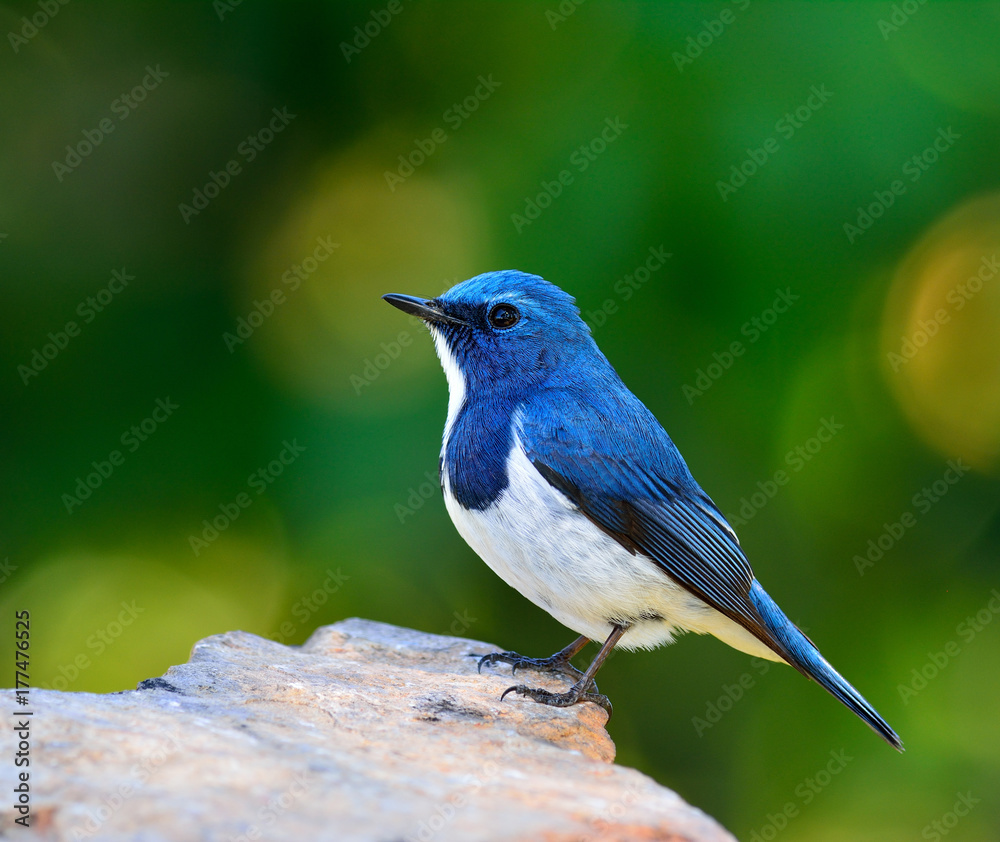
[{"left": 749, "top": 581, "right": 903, "bottom": 752}]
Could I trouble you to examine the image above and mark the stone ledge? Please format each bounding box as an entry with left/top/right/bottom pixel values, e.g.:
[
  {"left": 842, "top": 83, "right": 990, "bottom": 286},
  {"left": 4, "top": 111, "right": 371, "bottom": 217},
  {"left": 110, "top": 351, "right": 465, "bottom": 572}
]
[{"left": 0, "top": 618, "right": 735, "bottom": 842}]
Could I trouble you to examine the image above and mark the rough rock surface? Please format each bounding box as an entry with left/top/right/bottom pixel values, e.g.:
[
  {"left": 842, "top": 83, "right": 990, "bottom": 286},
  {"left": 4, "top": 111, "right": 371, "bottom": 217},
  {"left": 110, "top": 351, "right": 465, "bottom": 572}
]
[{"left": 0, "top": 619, "right": 735, "bottom": 841}]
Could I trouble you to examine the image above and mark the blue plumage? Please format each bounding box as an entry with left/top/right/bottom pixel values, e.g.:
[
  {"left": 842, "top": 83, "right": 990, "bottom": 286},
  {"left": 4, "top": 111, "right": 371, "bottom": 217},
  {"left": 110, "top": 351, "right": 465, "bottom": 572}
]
[{"left": 383, "top": 271, "right": 903, "bottom": 751}]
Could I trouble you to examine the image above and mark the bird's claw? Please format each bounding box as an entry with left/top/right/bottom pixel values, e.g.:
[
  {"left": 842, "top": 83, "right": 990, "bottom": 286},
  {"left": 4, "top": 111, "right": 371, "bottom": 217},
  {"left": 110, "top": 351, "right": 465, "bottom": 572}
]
[
  {"left": 474, "top": 649, "right": 590, "bottom": 686},
  {"left": 500, "top": 682, "right": 613, "bottom": 718}
]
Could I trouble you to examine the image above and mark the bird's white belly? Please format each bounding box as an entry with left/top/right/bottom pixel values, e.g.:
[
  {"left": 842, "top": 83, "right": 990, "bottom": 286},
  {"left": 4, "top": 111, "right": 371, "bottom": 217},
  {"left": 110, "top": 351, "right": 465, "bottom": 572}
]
[{"left": 443, "top": 438, "right": 778, "bottom": 659}]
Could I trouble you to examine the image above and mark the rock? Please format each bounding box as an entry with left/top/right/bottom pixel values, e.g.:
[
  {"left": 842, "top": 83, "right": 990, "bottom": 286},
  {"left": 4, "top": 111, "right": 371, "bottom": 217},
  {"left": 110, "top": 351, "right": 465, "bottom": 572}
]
[{"left": 0, "top": 618, "right": 735, "bottom": 842}]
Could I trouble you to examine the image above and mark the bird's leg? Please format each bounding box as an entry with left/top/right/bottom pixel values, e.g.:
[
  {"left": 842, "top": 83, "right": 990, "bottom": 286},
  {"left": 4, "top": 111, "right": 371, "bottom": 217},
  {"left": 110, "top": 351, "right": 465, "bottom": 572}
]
[
  {"left": 476, "top": 635, "right": 591, "bottom": 684},
  {"left": 499, "top": 624, "right": 629, "bottom": 717}
]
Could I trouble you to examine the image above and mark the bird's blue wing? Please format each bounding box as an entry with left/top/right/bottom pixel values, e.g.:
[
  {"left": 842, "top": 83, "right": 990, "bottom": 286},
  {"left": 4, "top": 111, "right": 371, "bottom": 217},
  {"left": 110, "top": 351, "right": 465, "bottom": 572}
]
[{"left": 518, "top": 385, "right": 792, "bottom": 661}]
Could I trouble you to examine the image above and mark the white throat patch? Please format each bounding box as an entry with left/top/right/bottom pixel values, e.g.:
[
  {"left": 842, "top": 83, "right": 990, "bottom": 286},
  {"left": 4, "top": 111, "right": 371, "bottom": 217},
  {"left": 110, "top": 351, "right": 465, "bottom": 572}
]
[{"left": 428, "top": 325, "right": 466, "bottom": 450}]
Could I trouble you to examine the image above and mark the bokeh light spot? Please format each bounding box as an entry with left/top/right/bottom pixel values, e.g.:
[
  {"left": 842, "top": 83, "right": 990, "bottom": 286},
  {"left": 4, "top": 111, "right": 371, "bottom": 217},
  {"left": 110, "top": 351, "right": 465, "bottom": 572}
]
[
  {"left": 882, "top": 192, "right": 1000, "bottom": 474},
  {"left": 235, "top": 131, "right": 491, "bottom": 412}
]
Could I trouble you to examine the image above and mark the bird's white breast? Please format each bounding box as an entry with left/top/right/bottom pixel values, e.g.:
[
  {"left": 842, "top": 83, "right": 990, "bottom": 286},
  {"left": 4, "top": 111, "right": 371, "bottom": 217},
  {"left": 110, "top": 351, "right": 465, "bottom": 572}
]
[{"left": 442, "top": 433, "right": 777, "bottom": 658}]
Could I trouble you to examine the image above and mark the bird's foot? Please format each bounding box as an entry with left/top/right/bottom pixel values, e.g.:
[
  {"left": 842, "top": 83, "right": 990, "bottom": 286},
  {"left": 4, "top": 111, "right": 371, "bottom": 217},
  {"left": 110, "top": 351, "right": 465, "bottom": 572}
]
[
  {"left": 475, "top": 649, "right": 589, "bottom": 686},
  {"left": 500, "top": 681, "right": 613, "bottom": 717}
]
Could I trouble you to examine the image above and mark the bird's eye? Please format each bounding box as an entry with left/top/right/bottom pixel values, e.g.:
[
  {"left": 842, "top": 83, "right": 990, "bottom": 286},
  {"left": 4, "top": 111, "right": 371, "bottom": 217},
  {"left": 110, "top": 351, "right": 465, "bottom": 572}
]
[{"left": 488, "top": 303, "right": 520, "bottom": 330}]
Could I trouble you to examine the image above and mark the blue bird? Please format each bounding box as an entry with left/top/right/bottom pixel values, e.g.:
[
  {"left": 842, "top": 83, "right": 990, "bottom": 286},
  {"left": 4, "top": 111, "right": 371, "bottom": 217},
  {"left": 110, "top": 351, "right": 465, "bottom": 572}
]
[{"left": 384, "top": 271, "right": 902, "bottom": 751}]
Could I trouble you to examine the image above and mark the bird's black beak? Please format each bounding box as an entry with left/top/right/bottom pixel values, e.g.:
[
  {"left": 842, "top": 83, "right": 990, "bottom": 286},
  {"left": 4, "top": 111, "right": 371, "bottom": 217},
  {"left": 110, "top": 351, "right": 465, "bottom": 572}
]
[{"left": 382, "top": 293, "right": 465, "bottom": 326}]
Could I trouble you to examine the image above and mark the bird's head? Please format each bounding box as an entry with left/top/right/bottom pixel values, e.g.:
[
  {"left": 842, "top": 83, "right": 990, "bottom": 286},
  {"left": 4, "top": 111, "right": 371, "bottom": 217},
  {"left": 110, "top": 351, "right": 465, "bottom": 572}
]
[{"left": 383, "top": 270, "right": 598, "bottom": 397}]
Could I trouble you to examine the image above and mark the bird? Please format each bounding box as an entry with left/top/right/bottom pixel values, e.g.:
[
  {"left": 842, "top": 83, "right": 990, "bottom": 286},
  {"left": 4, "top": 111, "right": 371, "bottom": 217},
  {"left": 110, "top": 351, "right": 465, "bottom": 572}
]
[{"left": 383, "top": 270, "right": 903, "bottom": 751}]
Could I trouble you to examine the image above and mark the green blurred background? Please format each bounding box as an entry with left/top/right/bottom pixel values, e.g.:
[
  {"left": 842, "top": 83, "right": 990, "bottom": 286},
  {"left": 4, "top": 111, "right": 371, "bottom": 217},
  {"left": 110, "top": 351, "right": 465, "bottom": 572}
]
[{"left": 3, "top": 1, "right": 1000, "bottom": 838}]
